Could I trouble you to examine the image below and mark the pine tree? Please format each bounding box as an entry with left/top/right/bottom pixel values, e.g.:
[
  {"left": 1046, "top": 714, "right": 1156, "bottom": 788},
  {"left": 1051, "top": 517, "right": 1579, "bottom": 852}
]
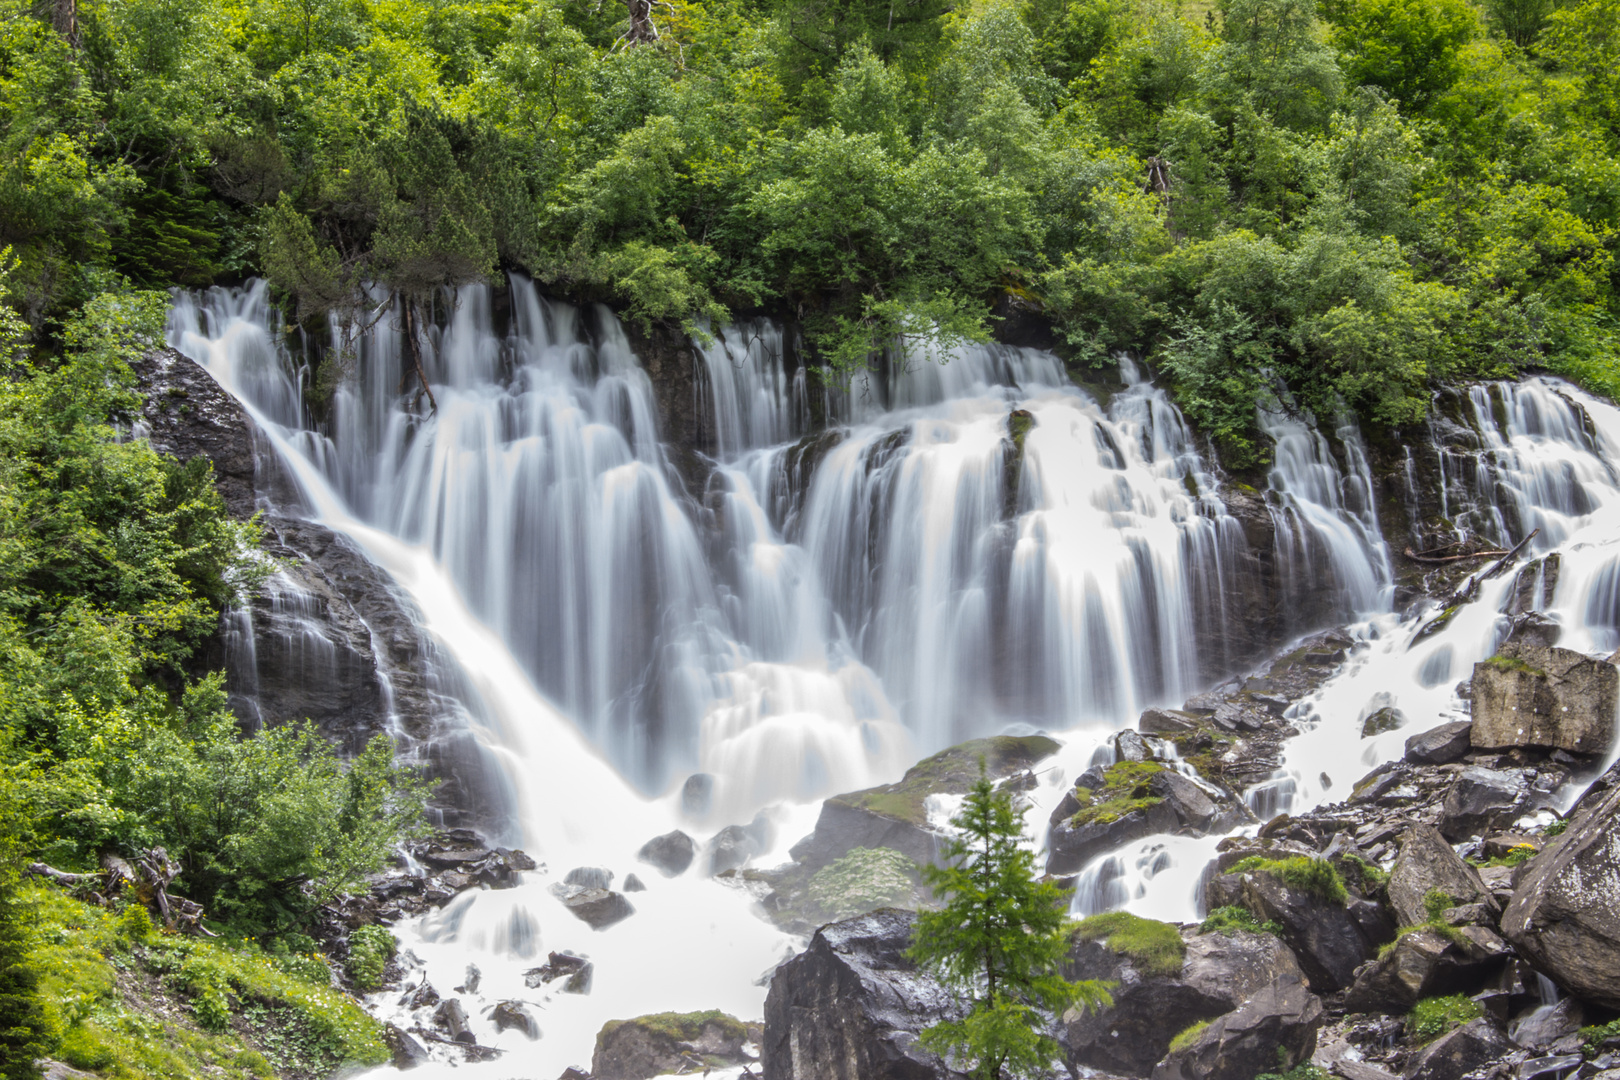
[{"left": 907, "top": 772, "right": 1113, "bottom": 1080}]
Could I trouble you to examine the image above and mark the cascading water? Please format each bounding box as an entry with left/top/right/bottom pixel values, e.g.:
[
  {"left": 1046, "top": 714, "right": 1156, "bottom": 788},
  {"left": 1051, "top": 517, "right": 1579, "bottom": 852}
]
[{"left": 162, "top": 273, "right": 1584, "bottom": 1075}]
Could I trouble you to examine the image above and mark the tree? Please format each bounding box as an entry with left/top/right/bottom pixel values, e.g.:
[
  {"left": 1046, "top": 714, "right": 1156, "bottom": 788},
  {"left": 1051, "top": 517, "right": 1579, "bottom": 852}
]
[{"left": 907, "top": 773, "right": 1114, "bottom": 1080}]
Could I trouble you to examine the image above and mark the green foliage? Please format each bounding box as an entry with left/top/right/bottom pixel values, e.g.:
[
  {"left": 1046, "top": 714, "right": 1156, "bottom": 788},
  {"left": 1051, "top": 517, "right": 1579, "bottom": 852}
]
[
  {"left": 908, "top": 774, "right": 1114, "bottom": 1079},
  {"left": 1226, "top": 855, "right": 1350, "bottom": 905},
  {"left": 1169, "top": 1019, "right": 1210, "bottom": 1053},
  {"left": 1580, "top": 1019, "right": 1620, "bottom": 1058},
  {"left": 1067, "top": 760, "right": 1165, "bottom": 826},
  {"left": 1073, "top": 910, "right": 1187, "bottom": 976},
  {"left": 1255, "top": 1066, "right": 1331, "bottom": 1080},
  {"left": 806, "top": 847, "right": 919, "bottom": 923},
  {"left": 1545, "top": 819, "right": 1569, "bottom": 838},
  {"left": 345, "top": 926, "right": 395, "bottom": 993},
  {"left": 1408, "top": 994, "right": 1483, "bottom": 1041},
  {"left": 1199, "top": 905, "right": 1283, "bottom": 936}
]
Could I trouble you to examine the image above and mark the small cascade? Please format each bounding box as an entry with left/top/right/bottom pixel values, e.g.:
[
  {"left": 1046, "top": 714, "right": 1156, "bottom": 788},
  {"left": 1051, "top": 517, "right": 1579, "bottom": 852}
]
[{"left": 694, "top": 319, "right": 806, "bottom": 458}]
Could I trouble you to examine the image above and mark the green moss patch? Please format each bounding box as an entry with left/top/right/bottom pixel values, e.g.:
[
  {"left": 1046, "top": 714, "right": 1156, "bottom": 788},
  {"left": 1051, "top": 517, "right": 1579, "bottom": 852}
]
[
  {"left": 806, "top": 846, "right": 918, "bottom": 922},
  {"left": 1408, "top": 994, "right": 1482, "bottom": 1042},
  {"left": 1073, "top": 911, "right": 1186, "bottom": 977},
  {"left": 1226, "top": 856, "right": 1349, "bottom": 905},
  {"left": 1482, "top": 654, "right": 1544, "bottom": 676},
  {"left": 1069, "top": 761, "right": 1166, "bottom": 827},
  {"left": 1198, "top": 905, "right": 1283, "bottom": 937},
  {"left": 830, "top": 735, "right": 1061, "bottom": 827},
  {"left": 1169, "top": 1019, "right": 1211, "bottom": 1053}
]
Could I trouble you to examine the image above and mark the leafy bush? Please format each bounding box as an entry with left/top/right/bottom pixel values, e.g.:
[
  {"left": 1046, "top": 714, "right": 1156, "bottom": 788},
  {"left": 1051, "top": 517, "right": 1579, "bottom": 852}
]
[
  {"left": 1226, "top": 856, "right": 1349, "bottom": 905},
  {"left": 1074, "top": 911, "right": 1187, "bottom": 976},
  {"left": 345, "top": 927, "right": 395, "bottom": 993},
  {"left": 1408, "top": 995, "right": 1482, "bottom": 1041}
]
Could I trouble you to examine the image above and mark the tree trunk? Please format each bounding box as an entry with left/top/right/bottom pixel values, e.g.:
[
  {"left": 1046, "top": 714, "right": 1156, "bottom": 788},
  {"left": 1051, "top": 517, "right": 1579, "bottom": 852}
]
[
  {"left": 51, "top": 0, "right": 78, "bottom": 46},
  {"left": 399, "top": 299, "right": 439, "bottom": 414}
]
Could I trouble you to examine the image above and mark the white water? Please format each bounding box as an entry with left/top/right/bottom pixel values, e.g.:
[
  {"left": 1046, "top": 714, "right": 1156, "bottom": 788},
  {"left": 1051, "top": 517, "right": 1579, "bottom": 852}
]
[{"left": 167, "top": 279, "right": 1620, "bottom": 1074}]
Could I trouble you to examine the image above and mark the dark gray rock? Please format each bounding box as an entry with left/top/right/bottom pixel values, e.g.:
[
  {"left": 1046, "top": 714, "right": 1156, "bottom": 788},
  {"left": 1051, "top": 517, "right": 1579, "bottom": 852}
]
[
  {"left": 491, "top": 1000, "right": 540, "bottom": 1039},
  {"left": 1235, "top": 870, "right": 1376, "bottom": 991},
  {"left": 384, "top": 1024, "right": 431, "bottom": 1069},
  {"left": 1062, "top": 929, "right": 1303, "bottom": 1076},
  {"left": 1388, "top": 826, "right": 1496, "bottom": 928},
  {"left": 1048, "top": 799, "right": 1179, "bottom": 876},
  {"left": 1141, "top": 708, "right": 1201, "bottom": 734},
  {"left": 1440, "top": 768, "right": 1533, "bottom": 842},
  {"left": 638, "top": 830, "right": 696, "bottom": 877},
  {"left": 1150, "top": 975, "right": 1324, "bottom": 1080},
  {"left": 1343, "top": 928, "right": 1509, "bottom": 1014},
  {"left": 622, "top": 873, "right": 645, "bottom": 892},
  {"left": 593, "top": 1010, "right": 751, "bottom": 1080},
  {"left": 1401, "top": 1018, "right": 1513, "bottom": 1080},
  {"left": 1502, "top": 774, "right": 1620, "bottom": 1008},
  {"left": 551, "top": 884, "right": 635, "bottom": 929},
  {"left": 1405, "top": 723, "right": 1474, "bottom": 766},
  {"left": 1510, "top": 999, "right": 1584, "bottom": 1050},
  {"left": 762, "top": 909, "right": 965, "bottom": 1080},
  {"left": 1363, "top": 707, "right": 1408, "bottom": 738},
  {"left": 1115, "top": 729, "right": 1151, "bottom": 762},
  {"left": 1471, "top": 643, "right": 1618, "bottom": 754},
  {"left": 564, "top": 866, "right": 615, "bottom": 890},
  {"left": 1518, "top": 1055, "right": 1583, "bottom": 1080},
  {"left": 710, "top": 825, "right": 760, "bottom": 875},
  {"left": 525, "top": 952, "right": 593, "bottom": 994}
]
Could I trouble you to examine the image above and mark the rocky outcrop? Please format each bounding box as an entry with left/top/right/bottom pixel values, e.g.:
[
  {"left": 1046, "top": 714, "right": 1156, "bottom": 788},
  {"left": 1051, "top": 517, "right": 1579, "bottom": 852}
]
[
  {"left": 1501, "top": 771, "right": 1620, "bottom": 1008},
  {"left": 1204, "top": 858, "right": 1381, "bottom": 992},
  {"left": 1401, "top": 1018, "right": 1514, "bottom": 1080},
  {"left": 1404, "top": 722, "right": 1473, "bottom": 766},
  {"left": 1387, "top": 826, "right": 1497, "bottom": 927},
  {"left": 1470, "top": 643, "right": 1618, "bottom": 753},
  {"left": 1047, "top": 761, "right": 1250, "bottom": 876},
  {"left": 1149, "top": 977, "right": 1323, "bottom": 1080},
  {"left": 1062, "top": 928, "right": 1303, "bottom": 1076},
  {"left": 1343, "top": 927, "right": 1509, "bottom": 1014},
  {"left": 762, "top": 909, "right": 963, "bottom": 1080},
  {"left": 592, "top": 1010, "right": 755, "bottom": 1080}
]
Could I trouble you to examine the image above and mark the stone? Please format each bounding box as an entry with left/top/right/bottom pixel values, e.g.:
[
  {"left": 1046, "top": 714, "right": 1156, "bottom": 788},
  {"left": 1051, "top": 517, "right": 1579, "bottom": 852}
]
[
  {"left": 1047, "top": 799, "right": 1179, "bottom": 876},
  {"left": 1503, "top": 612, "right": 1562, "bottom": 649},
  {"left": 384, "top": 1025, "right": 431, "bottom": 1070},
  {"left": 405, "top": 981, "right": 440, "bottom": 1009},
  {"left": 762, "top": 909, "right": 963, "bottom": 1080},
  {"left": 710, "top": 825, "right": 760, "bottom": 874},
  {"left": 1502, "top": 777, "right": 1620, "bottom": 1008},
  {"left": 1343, "top": 928, "right": 1508, "bottom": 1014},
  {"left": 1047, "top": 765, "right": 1249, "bottom": 876},
  {"left": 1335, "top": 1062, "right": 1400, "bottom": 1080},
  {"left": 637, "top": 830, "right": 696, "bottom": 877},
  {"left": 1484, "top": 834, "right": 1543, "bottom": 859},
  {"left": 1141, "top": 708, "right": 1201, "bottom": 734},
  {"left": 1471, "top": 643, "right": 1618, "bottom": 753},
  {"left": 1115, "top": 729, "right": 1152, "bottom": 762},
  {"left": 1405, "top": 723, "right": 1474, "bottom": 766},
  {"left": 551, "top": 884, "right": 636, "bottom": 929},
  {"left": 622, "top": 873, "right": 646, "bottom": 892},
  {"left": 1401, "top": 1018, "right": 1513, "bottom": 1080},
  {"left": 1510, "top": 999, "right": 1584, "bottom": 1050},
  {"left": 525, "top": 951, "right": 593, "bottom": 993},
  {"left": 1387, "top": 826, "right": 1496, "bottom": 928},
  {"left": 1149, "top": 976, "right": 1324, "bottom": 1080},
  {"left": 1363, "top": 707, "right": 1408, "bottom": 738},
  {"left": 1439, "top": 768, "right": 1532, "bottom": 842},
  {"left": 434, "top": 998, "right": 476, "bottom": 1044},
  {"left": 558, "top": 1069, "right": 592, "bottom": 1080},
  {"left": 491, "top": 1000, "right": 540, "bottom": 1040},
  {"left": 1229, "top": 869, "right": 1377, "bottom": 992},
  {"left": 455, "top": 964, "right": 481, "bottom": 994},
  {"left": 1518, "top": 1055, "right": 1583, "bottom": 1080},
  {"left": 682, "top": 773, "right": 715, "bottom": 817},
  {"left": 592, "top": 1010, "right": 751, "bottom": 1080},
  {"left": 1062, "top": 929, "right": 1304, "bottom": 1077}
]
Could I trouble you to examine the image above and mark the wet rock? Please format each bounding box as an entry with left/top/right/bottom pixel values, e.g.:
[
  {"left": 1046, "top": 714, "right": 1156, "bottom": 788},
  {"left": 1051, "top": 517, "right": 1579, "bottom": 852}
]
[
  {"left": 1227, "top": 868, "right": 1377, "bottom": 991},
  {"left": 1518, "top": 1055, "right": 1583, "bottom": 1080},
  {"left": 1048, "top": 798, "right": 1178, "bottom": 876},
  {"left": 1150, "top": 975, "right": 1324, "bottom": 1080},
  {"left": 405, "top": 981, "right": 440, "bottom": 1009},
  {"left": 1401, "top": 1017, "right": 1513, "bottom": 1080},
  {"left": 385, "top": 1024, "right": 431, "bottom": 1070},
  {"left": 1503, "top": 612, "right": 1562, "bottom": 649},
  {"left": 491, "top": 1000, "right": 540, "bottom": 1040},
  {"left": 637, "top": 831, "right": 696, "bottom": 877},
  {"left": 789, "top": 735, "right": 1061, "bottom": 873},
  {"left": 682, "top": 774, "right": 715, "bottom": 817},
  {"left": 434, "top": 998, "right": 476, "bottom": 1044},
  {"left": 1141, "top": 708, "right": 1202, "bottom": 734},
  {"left": 1440, "top": 768, "right": 1533, "bottom": 842},
  {"left": 622, "top": 873, "right": 645, "bottom": 892},
  {"left": 1364, "top": 707, "right": 1409, "bottom": 738},
  {"left": 551, "top": 884, "right": 636, "bottom": 929},
  {"left": 1343, "top": 928, "right": 1508, "bottom": 1014},
  {"left": 593, "top": 1010, "right": 752, "bottom": 1080},
  {"left": 1484, "top": 834, "right": 1543, "bottom": 859},
  {"left": 1048, "top": 763, "right": 1250, "bottom": 876},
  {"left": 1510, "top": 999, "right": 1584, "bottom": 1050},
  {"left": 525, "top": 951, "right": 593, "bottom": 994},
  {"left": 558, "top": 1069, "right": 592, "bottom": 1080},
  {"left": 1062, "top": 928, "right": 1303, "bottom": 1076},
  {"left": 1471, "top": 644, "right": 1618, "bottom": 754},
  {"left": 1405, "top": 723, "right": 1474, "bottom": 766},
  {"left": 456, "top": 965, "right": 481, "bottom": 994},
  {"left": 762, "top": 909, "right": 963, "bottom": 1080},
  {"left": 1501, "top": 774, "right": 1620, "bottom": 1008},
  {"left": 709, "top": 825, "right": 759, "bottom": 875},
  {"left": 1115, "top": 729, "right": 1152, "bottom": 762},
  {"left": 1388, "top": 826, "right": 1497, "bottom": 928}
]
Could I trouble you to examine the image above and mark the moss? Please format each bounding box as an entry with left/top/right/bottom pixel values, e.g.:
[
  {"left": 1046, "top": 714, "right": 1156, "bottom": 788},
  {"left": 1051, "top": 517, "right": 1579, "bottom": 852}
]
[
  {"left": 1378, "top": 921, "right": 1469, "bottom": 959},
  {"left": 1068, "top": 761, "right": 1166, "bottom": 827},
  {"left": 1226, "top": 856, "right": 1349, "bottom": 905},
  {"left": 1482, "top": 653, "right": 1544, "bottom": 676},
  {"left": 1199, "top": 905, "right": 1283, "bottom": 937},
  {"left": 1422, "top": 889, "right": 1456, "bottom": 922},
  {"left": 23, "top": 884, "right": 387, "bottom": 1080},
  {"left": 831, "top": 734, "right": 1061, "bottom": 827},
  {"left": 1338, "top": 853, "right": 1389, "bottom": 893},
  {"left": 805, "top": 846, "right": 918, "bottom": 922},
  {"left": 1580, "top": 1019, "right": 1620, "bottom": 1057},
  {"left": 596, "top": 1010, "right": 748, "bottom": 1051},
  {"left": 1169, "top": 1019, "right": 1210, "bottom": 1053},
  {"left": 1073, "top": 911, "right": 1186, "bottom": 977},
  {"left": 1408, "top": 994, "right": 1482, "bottom": 1041}
]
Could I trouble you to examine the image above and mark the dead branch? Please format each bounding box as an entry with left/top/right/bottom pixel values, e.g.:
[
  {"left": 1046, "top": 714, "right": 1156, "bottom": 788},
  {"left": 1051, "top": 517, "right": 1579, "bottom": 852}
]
[
  {"left": 399, "top": 300, "right": 439, "bottom": 415},
  {"left": 1403, "top": 546, "right": 1511, "bottom": 565},
  {"left": 1446, "top": 528, "right": 1540, "bottom": 607}
]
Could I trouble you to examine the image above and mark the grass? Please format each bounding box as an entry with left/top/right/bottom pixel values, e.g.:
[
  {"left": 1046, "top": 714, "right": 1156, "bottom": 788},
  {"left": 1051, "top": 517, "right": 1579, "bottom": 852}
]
[
  {"left": 1068, "top": 761, "right": 1166, "bottom": 828},
  {"left": 1073, "top": 911, "right": 1186, "bottom": 977},
  {"left": 1482, "top": 654, "right": 1544, "bottom": 676},
  {"left": 23, "top": 883, "right": 388, "bottom": 1080},
  {"left": 1408, "top": 995, "right": 1482, "bottom": 1041},
  {"left": 832, "top": 735, "right": 1061, "bottom": 827},
  {"left": 1226, "top": 856, "right": 1349, "bottom": 905},
  {"left": 1169, "top": 1020, "right": 1210, "bottom": 1053},
  {"left": 1580, "top": 1020, "right": 1620, "bottom": 1057},
  {"left": 1338, "top": 853, "right": 1389, "bottom": 893},
  {"left": 1546, "top": 819, "right": 1569, "bottom": 837},
  {"left": 1378, "top": 894, "right": 1471, "bottom": 959},
  {"left": 1198, "top": 905, "right": 1283, "bottom": 937}
]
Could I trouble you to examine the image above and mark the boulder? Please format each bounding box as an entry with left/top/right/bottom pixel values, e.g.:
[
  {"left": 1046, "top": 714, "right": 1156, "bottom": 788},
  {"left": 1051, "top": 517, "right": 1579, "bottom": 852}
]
[
  {"left": 1470, "top": 644, "right": 1617, "bottom": 754},
  {"left": 1062, "top": 929, "right": 1304, "bottom": 1076},
  {"left": 1115, "top": 729, "right": 1152, "bottom": 762},
  {"left": 384, "top": 1024, "right": 431, "bottom": 1070},
  {"left": 710, "top": 825, "right": 760, "bottom": 874},
  {"left": 1501, "top": 777, "right": 1620, "bottom": 1008},
  {"left": 1047, "top": 763, "right": 1249, "bottom": 876},
  {"left": 492, "top": 1000, "right": 540, "bottom": 1039},
  {"left": 1439, "top": 768, "right": 1532, "bottom": 842},
  {"left": 1510, "top": 999, "right": 1584, "bottom": 1050},
  {"left": 525, "top": 951, "right": 593, "bottom": 994},
  {"left": 762, "top": 909, "right": 964, "bottom": 1080},
  {"left": 1141, "top": 708, "right": 1201, "bottom": 735},
  {"left": 790, "top": 735, "right": 1060, "bottom": 873},
  {"left": 1048, "top": 799, "right": 1179, "bottom": 876},
  {"left": 551, "top": 883, "right": 636, "bottom": 929},
  {"left": 1405, "top": 723, "right": 1474, "bottom": 766},
  {"left": 1149, "top": 976, "right": 1324, "bottom": 1080},
  {"left": 1216, "top": 864, "right": 1378, "bottom": 991},
  {"left": 1519, "top": 1055, "right": 1584, "bottom": 1080},
  {"left": 592, "top": 1010, "right": 752, "bottom": 1080},
  {"left": 1363, "top": 707, "right": 1408, "bottom": 738},
  {"left": 1387, "top": 826, "right": 1496, "bottom": 928},
  {"left": 623, "top": 873, "right": 646, "bottom": 892},
  {"left": 564, "top": 866, "right": 615, "bottom": 889},
  {"left": 1343, "top": 928, "right": 1509, "bottom": 1014},
  {"left": 638, "top": 830, "right": 696, "bottom": 877},
  {"left": 1401, "top": 1018, "right": 1513, "bottom": 1080}
]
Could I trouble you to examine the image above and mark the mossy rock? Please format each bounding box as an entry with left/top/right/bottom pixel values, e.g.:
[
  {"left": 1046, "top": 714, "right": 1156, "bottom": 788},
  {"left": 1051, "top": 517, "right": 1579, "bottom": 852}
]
[
  {"left": 1069, "top": 760, "right": 1166, "bottom": 827},
  {"left": 829, "top": 734, "right": 1061, "bottom": 829},
  {"left": 592, "top": 1010, "right": 752, "bottom": 1080},
  {"left": 805, "top": 847, "right": 919, "bottom": 923},
  {"left": 1073, "top": 911, "right": 1187, "bottom": 977}
]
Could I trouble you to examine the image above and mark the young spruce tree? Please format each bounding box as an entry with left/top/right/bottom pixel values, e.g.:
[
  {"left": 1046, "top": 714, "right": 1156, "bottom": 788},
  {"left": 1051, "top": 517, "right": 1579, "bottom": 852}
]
[{"left": 908, "top": 771, "right": 1114, "bottom": 1079}]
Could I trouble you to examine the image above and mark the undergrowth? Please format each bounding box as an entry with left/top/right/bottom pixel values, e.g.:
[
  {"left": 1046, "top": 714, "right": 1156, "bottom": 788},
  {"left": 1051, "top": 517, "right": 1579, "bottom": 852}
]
[
  {"left": 1408, "top": 995, "right": 1482, "bottom": 1041},
  {"left": 1198, "top": 906, "right": 1283, "bottom": 937},
  {"left": 1073, "top": 911, "right": 1186, "bottom": 977},
  {"left": 1226, "top": 856, "right": 1349, "bottom": 905},
  {"left": 1069, "top": 762, "right": 1166, "bottom": 827},
  {"left": 1581, "top": 1019, "right": 1620, "bottom": 1057}
]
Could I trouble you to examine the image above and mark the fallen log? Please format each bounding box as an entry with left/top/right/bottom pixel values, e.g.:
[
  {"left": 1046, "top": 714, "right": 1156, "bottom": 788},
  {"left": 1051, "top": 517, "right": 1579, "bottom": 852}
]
[
  {"left": 1404, "top": 546, "right": 1511, "bottom": 565},
  {"left": 1446, "top": 528, "right": 1540, "bottom": 607}
]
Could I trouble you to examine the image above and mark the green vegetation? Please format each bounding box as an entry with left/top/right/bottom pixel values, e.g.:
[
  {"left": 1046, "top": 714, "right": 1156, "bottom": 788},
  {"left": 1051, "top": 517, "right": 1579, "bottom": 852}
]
[
  {"left": 1256, "top": 1066, "right": 1330, "bottom": 1080},
  {"left": 1546, "top": 819, "right": 1569, "bottom": 838},
  {"left": 1169, "top": 1019, "right": 1210, "bottom": 1053},
  {"left": 1198, "top": 905, "right": 1283, "bottom": 936},
  {"left": 1073, "top": 910, "right": 1187, "bottom": 976},
  {"left": 1337, "top": 853, "right": 1390, "bottom": 893},
  {"left": 1068, "top": 761, "right": 1166, "bottom": 827},
  {"left": 344, "top": 926, "right": 395, "bottom": 994},
  {"left": 1226, "top": 856, "right": 1349, "bottom": 905},
  {"left": 833, "top": 735, "right": 1059, "bottom": 827},
  {"left": 1580, "top": 1019, "right": 1620, "bottom": 1058},
  {"left": 23, "top": 883, "right": 387, "bottom": 1078},
  {"left": 1482, "top": 654, "right": 1544, "bottom": 675},
  {"left": 596, "top": 1010, "right": 749, "bottom": 1054},
  {"left": 1379, "top": 893, "right": 1470, "bottom": 957},
  {"left": 909, "top": 774, "right": 1114, "bottom": 1080},
  {"left": 1407, "top": 994, "right": 1483, "bottom": 1041},
  {"left": 806, "top": 846, "right": 919, "bottom": 923}
]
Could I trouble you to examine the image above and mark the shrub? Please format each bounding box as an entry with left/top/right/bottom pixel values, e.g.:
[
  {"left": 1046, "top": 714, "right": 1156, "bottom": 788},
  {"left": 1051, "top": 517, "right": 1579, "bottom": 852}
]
[
  {"left": 1227, "top": 856, "right": 1349, "bottom": 905},
  {"left": 1074, "top": 911, "right": 1186, "bottom": 976},
  {"left": 1408, "top": 995, "right": 1482, "bottom": 1041},
  {"left": 345, "top": 927, "right": 395, "bottom": 993},
  {"left": 1199, "top": 905, "right": 1283, "bottom": 936}
]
